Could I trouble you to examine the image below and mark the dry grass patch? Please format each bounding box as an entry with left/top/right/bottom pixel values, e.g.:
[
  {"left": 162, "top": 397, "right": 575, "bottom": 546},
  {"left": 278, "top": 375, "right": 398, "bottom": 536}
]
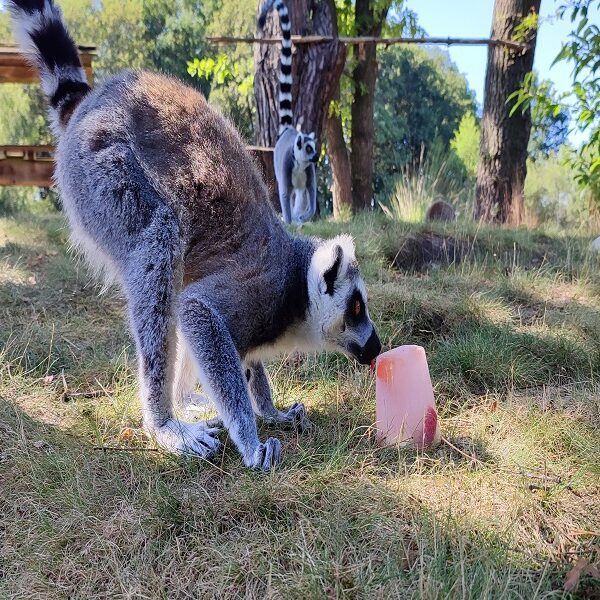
[{"left": 1, "top": 212, "right": 599, "bottom": 599}]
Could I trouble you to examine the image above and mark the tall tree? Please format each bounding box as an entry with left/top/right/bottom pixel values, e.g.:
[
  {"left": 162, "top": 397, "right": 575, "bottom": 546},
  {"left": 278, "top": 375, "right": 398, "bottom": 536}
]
[
  {"left": 375, "top": 46, "right": 475, "bottom": 198},
  {"left": 349, "top": 0, "right": 390, "bottom": 211},
  {"left": 475, "top": 0, "right": 541, "bottom": 224},
  {"left": 324, "top": 0, "right": 418, "bottom": 217},
  {"left": 325, "top": 97, "right": 353, "bottom": 216}
]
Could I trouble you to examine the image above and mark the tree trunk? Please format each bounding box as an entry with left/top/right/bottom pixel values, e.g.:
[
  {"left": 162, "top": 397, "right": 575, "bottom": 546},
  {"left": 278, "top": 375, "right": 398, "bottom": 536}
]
[
  {"left": 475, "top": 0, "right": 541, "bottom": 224},
  {"left": 325, "top": 99, "right": 352, "bottom": 217},
  {"left": 350, "top": 0, "right": 389, "bottom": 212},
  {"left": 254, "top": 0, "right": 345, "bottom": 212}
]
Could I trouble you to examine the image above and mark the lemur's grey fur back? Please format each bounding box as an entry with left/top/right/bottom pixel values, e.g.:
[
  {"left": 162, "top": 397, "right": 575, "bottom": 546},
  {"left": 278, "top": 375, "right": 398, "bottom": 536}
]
[
  {"left": 258, "top": 0, "right": 318, "bottom": 225},
  {"left": 8, "top": 0, "right": 381, "bottom": 470}
]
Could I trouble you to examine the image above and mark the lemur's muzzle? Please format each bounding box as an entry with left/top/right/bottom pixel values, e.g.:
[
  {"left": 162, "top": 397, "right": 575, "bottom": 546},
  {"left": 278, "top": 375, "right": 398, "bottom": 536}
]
[{"left": 349, "top": 328, "right": 382, "bottom": 365}]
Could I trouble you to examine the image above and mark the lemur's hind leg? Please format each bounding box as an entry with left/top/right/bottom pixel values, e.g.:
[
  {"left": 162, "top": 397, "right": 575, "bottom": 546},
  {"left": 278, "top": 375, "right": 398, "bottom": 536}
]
[
  {"left": 123, "top": 216, "right": 220, "bottom": 458},
  {"left": 178, "top": 286, "right": 282, "bottom": 470},
  {"left": 246, "top": 361, "right": 312, "bottom": 431}
]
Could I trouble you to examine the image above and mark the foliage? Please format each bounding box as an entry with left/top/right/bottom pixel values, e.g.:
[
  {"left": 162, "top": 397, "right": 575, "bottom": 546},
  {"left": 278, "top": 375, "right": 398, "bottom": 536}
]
[
  {"left": 374, "top": 46, "right": 476, "bottom": 199},
  {"left": 0, "top": 84, "right": 50, "bottom": 146},
  {"left": 0, "top": 0, "right": 210, "bottom": 130},
  {"left": 187, "top": 0, "right": 256, "bottom": 140},
  {"left": 509, "top": 0, "right": 600, "bottom": 200},
  {"left": 525, "top": 148, "right": 597, "bottom": 227},
  {"left": 527, "top": 76, "right": 570, "bottom": 160},
  {"left": 331, "top": 0, "right": 421, "bottom": 147},
  {"left": 450, "top": 112, "right": 480, "bottom": 179},
  {"left": 142, "top": 0, "right": 210, "bottom": 95},
  {"left": 0, "top": 187, "right": 54, "bottom": 216}
]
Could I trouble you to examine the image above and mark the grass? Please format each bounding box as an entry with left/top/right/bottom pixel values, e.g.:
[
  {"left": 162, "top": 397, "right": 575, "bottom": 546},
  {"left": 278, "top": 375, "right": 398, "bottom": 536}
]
[{"left": 1, "top": 209, "right": 599, "bottom": 599}]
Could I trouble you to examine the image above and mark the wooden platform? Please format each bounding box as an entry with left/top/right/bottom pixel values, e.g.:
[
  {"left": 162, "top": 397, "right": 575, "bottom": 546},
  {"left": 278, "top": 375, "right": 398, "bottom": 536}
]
[
  {"left": 0, "top": 44, "right": 96, "bottom": 186},
  {"left": 0, "top": 145, "right": 55, "bottom": 187},
  {"left": 0, "top": 44, "right": 95, "bottom": 84},
  {"left": 0, "top": 145, "right": 275, "bottom": 188}
]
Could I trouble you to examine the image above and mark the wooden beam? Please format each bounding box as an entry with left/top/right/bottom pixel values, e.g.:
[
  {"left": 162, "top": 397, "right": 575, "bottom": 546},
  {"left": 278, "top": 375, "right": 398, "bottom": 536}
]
[
  {"left": 0, "top": 45, "right": 95, "bottom": 84},
  {"left": 0, "top": 145, "right": 270, "bottom": 187},
  {"left": 207, "top": 35, "right": 527, "bottom": 52},
  {"left": 0, "top": 158, "right": 54, "bottom": 187},
  {"left": 0, "top": 145, "right": 54, "bottom": 155}
]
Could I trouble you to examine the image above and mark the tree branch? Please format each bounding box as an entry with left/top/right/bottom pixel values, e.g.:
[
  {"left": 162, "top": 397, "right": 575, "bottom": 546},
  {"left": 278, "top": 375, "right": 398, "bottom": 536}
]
[{"left": 207, "top": 35, "right": 527, "bottom": 52}]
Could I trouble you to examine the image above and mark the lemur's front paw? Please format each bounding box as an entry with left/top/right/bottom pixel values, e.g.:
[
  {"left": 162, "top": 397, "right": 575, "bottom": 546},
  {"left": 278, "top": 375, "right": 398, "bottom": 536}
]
[
  {"left": 246, "top": 438, "right": 282, "bottom": 471},
  {"left": 281, "top": 402, "right": 313, "bottom": 432},
  {"left": 152, "top": 419, "right": 221, "bottom": 458}
]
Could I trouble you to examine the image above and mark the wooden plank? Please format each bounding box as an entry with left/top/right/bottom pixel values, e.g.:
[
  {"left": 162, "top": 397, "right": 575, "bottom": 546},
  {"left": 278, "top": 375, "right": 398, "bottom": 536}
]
[
  {"left": 0, "top": 158, "right": 54, "bottom": 187},
  {"left": 0, "top": 64, "right": 94, "bottom": 84}
]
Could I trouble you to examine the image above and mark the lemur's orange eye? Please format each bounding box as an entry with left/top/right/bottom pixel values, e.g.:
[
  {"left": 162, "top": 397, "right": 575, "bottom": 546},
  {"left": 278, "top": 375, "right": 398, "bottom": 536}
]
[{"left": 354, "top": 299, "right": 361, "bottom": 317}]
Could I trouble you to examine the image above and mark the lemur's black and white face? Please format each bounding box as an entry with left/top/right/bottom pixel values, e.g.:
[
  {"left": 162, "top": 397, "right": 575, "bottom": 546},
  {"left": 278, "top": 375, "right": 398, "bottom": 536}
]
[
  {"left": 307, "top": 236, "right": 381, "bottom": 365},
  {"left": 294, "top": 132, "right": 318, "bottom": 164}
]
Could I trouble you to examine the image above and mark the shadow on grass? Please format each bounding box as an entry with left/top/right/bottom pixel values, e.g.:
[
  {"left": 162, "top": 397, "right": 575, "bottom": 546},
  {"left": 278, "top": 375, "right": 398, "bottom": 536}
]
[{"left": 0, "top": 399, "right": 576, "bottom": 599}]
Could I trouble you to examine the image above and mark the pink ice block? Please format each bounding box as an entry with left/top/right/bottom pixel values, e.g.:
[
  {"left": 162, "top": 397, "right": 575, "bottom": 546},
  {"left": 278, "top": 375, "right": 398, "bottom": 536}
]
[{"left": 375, "top": 345, "right": 441, "bottom": 449}]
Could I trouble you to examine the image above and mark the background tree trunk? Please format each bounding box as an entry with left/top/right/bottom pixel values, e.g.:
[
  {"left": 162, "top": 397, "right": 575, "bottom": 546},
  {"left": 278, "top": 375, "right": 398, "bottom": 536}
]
[
  {"left": 350, "top": 0, "right": 389, "bottom": 212},
  {"left": 254, "top": 0, "right": 345, "bottom": 212},
  {"left": 325, "top": 97, "right": 352, "bottom": 217},
  {"left": 475, "top": 0, "right": 541, "bottom": 224}
]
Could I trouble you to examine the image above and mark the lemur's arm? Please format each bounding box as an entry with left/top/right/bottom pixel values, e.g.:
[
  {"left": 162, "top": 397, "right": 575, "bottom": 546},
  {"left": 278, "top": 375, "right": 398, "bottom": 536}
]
[
  {"left": 177, "top": 284, "right": 281, "bottom": 469},
  {"left": 245, "top": 360, "right": 312, "bottom": 430}
]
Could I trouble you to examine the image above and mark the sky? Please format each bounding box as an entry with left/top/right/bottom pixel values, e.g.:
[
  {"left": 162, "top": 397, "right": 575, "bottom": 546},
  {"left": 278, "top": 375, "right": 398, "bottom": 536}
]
[{"left": 403, "top": 1, "right": 599, "bottom": 104}]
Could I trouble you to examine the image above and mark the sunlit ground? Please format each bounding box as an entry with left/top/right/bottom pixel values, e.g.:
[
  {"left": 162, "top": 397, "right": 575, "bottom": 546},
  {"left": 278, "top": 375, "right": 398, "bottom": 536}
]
[{"left": 1, "top": 210, "right": 599, "bottom": 598}]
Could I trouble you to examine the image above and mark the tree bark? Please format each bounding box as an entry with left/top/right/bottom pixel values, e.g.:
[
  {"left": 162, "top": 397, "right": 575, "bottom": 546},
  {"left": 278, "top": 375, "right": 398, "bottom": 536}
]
[
  {"left": 475, "top": 0, "right": 541, "bottom": 224},
  {"left": 325, "top": 99, "right": 352, "bottom": 217},
  {"left": 349, "top": 0, "right": 390, "bottom": 212},
  {"left": 254, "top": 0, "right": 345, "bottom": 212}
]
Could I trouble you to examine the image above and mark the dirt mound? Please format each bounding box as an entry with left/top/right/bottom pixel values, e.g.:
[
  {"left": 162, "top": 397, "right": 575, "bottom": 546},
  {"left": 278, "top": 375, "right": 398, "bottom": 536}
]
[{"left": 389, "top": 231, "right": 470, "bottom": 272}]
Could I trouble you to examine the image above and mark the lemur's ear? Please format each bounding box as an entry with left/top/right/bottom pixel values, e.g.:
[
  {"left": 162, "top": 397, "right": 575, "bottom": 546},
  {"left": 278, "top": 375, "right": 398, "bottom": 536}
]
[
  {"left": 311, "top": 235, "right": 356, "bottom": 297},
  {"left": 322, "top": 245, "right": 343, "bottom": 295},
  {"left": 308, "top": 131, "right": 315, "bottom": 139}
]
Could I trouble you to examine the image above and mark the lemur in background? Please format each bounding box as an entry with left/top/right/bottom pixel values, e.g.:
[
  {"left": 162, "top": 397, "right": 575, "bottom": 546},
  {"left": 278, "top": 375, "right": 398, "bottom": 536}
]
[
  {"left": 258, "top": 0, "right": 318, "bottom": 225},
  {"left": 7, "top": 0, "right": 381, "bottom": 470}
]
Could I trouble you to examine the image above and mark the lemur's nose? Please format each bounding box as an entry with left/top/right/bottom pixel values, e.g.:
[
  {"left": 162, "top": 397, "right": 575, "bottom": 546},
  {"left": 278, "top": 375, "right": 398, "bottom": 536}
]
[{"left": 357, "top": 328, "right": 381, "bottom": 365}]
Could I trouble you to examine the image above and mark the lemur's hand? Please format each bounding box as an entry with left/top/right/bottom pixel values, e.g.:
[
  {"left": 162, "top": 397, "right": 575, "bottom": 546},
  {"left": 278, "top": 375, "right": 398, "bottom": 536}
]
[
  {"left": 245, "top": 438, "right": 282, "bottom": 470},
  {"left": 276, "top": 402, "right": 313, "bottom": 432}
]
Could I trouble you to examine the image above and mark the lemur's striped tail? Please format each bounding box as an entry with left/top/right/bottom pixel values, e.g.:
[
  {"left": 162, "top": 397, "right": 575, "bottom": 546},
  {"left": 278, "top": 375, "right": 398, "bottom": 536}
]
[
  {"left": 6, "top": 0, "right": 91, "bottom": 130},
  {"left": 258, "top": 0, "right": 293, "bottom": 134}
]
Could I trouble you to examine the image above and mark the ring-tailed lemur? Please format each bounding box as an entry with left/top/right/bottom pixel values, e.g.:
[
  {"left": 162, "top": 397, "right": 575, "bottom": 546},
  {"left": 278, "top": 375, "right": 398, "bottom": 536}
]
[
  {"left": 258, "top": 0, "right": 318, "bottom": 225},
  {"left": 7, "top": 0, "right": 381, "bottom": 470}
]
